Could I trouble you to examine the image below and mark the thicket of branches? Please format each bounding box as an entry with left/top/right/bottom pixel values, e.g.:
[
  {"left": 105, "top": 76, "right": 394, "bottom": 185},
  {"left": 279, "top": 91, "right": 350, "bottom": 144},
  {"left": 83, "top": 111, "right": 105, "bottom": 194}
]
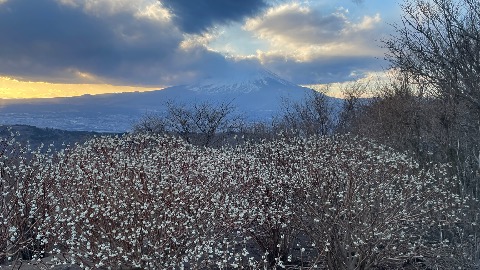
[
  {"left": 1, "top": 131, "right": 476, "bottom": 269},
  {"left": 341, "top": 0, "right": 480, "bottom": 200},
  {"left": 132, "top": 100, "right": 243, "bottom": 147}
]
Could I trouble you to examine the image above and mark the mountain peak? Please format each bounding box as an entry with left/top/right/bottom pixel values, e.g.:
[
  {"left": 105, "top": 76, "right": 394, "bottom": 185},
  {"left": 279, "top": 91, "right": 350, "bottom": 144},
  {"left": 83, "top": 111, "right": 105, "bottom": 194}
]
[{"left": 187, "top": 68, "right": 296, "bottom": 94}]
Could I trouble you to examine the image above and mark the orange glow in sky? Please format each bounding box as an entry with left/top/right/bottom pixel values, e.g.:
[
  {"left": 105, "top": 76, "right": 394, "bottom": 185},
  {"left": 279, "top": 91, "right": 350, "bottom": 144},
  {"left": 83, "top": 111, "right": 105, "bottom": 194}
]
[{"left": 0, "top": 76, "right": 163, "bottom": 99}]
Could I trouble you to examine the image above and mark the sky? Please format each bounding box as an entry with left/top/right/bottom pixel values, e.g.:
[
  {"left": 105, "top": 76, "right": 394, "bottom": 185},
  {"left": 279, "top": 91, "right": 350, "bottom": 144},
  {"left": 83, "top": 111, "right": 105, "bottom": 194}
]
[{"left": 0, "top": 0, "right": 401, "bottom": 98}]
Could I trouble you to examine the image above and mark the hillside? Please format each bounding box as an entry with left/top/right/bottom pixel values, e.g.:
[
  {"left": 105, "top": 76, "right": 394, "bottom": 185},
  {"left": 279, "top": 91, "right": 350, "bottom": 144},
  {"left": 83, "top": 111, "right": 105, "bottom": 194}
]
[{"left": 0, "top": 124, "right": 120, "bottom": 149}]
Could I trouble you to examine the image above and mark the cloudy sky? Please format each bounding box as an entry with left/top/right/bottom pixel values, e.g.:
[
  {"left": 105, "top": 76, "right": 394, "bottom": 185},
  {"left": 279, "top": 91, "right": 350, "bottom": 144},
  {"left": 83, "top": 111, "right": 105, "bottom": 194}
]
[{"left": 0, "top": 0, "right": 400, "bottom": 98}]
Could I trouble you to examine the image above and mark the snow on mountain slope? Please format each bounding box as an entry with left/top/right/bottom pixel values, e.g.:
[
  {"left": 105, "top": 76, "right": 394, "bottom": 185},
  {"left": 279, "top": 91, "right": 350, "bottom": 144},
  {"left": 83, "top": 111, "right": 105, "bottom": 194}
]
[
  {"left": 187, "top": 69, "right": 294, "bottom": 94},
  {"left": 0, "top": 69, "right": 341, "bottom": 132}
]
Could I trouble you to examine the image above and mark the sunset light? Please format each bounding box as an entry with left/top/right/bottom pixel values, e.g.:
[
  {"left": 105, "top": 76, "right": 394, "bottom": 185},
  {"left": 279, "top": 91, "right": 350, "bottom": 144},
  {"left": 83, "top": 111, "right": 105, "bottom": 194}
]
[{"left": 0, "top": 76, "right": 163, "bottom": 99}]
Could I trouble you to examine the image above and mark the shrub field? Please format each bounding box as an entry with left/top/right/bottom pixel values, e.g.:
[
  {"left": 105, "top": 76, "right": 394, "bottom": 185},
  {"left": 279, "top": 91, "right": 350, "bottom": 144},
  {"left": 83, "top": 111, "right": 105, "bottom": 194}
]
[{"left": 0, "top": 131, "right": 477, "bottom": 269}]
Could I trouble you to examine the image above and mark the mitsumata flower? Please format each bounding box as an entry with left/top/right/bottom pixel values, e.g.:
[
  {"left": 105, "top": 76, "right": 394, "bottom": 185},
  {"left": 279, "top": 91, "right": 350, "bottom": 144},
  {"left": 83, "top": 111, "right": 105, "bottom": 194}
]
[{"left": 0, "top": 131, "right": 477, "bottom": 269}]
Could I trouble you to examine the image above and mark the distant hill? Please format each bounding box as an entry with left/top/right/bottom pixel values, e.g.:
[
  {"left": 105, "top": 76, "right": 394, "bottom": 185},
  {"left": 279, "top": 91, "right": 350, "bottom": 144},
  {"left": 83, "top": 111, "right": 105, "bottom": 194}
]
[
  {"left": 0, "top": 124, "right": 120, "bottom": 149},
  {"left": 0, "top": 69, "right": 342, "bottom": 132}
]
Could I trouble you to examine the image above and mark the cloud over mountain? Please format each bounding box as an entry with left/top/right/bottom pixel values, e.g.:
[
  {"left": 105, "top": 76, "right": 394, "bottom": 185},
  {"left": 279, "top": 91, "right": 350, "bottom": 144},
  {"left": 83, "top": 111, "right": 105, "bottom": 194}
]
[{"left": 0, "top": 0, "right": 394, "bottom": 89}]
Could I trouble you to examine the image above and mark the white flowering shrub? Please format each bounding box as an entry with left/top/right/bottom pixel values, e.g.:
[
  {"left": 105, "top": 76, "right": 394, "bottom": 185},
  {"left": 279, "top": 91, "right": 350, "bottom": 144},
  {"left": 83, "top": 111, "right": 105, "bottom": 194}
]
[
  {"left": 0, "top": 131, "right": 477, "bottom": 269},
  {"left": 0, "top": 130, "right": 57, "bottom": 263},
  {"left": 44, "top": 135, "right": 224, "bottom": 269},
  {"left": 253, "top": 135, "right": 475, "bottom": 269}
]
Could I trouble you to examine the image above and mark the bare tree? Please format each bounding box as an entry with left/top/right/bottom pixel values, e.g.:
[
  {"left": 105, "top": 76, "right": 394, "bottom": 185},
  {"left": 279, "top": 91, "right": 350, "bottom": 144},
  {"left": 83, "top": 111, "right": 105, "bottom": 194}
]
[
  {"left": 385, "top": 0, "right": 480, "bottom": 109},
  {"left": 132, "top": 112, "right": 167, "bottom": 134},
  {"left": 133, "top": 100, "right": 243, "bottom": 147},
  {"left": 166, "top": 100, "right": 244, "bottom": 147},
  {"left": 336, "top": 82, "right": 369, "bottom": 133},
  {"left": 275, "top": 90, "right": 334, "bottom": 137}
]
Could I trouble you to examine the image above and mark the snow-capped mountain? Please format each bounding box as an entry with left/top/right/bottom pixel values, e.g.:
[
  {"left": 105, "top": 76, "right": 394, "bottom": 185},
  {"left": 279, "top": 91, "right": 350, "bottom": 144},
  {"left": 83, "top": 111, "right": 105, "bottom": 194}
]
[
  {"left": 187, "top": 68, "right": 295, "bottom": 94},
  {"left": 0, "top": 69, "right": 340, "bottom": 132}
]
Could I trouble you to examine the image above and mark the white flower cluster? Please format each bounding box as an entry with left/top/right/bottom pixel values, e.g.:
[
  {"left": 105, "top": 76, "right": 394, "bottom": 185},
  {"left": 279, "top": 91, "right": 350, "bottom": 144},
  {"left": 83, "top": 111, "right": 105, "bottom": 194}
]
[{"left": 0, "top": 132, "right": 477, "bottom": 269}]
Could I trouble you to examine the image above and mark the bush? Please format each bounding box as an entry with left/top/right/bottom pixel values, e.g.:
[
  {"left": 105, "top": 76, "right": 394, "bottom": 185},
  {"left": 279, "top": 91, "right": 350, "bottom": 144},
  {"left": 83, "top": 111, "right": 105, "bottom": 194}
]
[
  {"left": 0, "top": 131, "right": 57, "bottom": 264},
  {"left": 0, "top": 132, "right": 476, "bottom": 269}
]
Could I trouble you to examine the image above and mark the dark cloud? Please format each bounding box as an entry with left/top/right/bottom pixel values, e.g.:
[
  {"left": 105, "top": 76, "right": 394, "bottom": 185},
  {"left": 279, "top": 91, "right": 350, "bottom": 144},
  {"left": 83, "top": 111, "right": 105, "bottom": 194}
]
[
  {"left": 0, "top": 0, "right": 244, "bottom": 85},
  {"left": 0, "top": 0, "right": 115, "bottom": 78},
  {"left": 259, "top": 55, "right": 386, "bottom": 84},
  {"left": 0, "top": 0, "right": 386, "bottom": 88},
  {"left": 160, "top": 0, "right": 268, "bottom": 33}
]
